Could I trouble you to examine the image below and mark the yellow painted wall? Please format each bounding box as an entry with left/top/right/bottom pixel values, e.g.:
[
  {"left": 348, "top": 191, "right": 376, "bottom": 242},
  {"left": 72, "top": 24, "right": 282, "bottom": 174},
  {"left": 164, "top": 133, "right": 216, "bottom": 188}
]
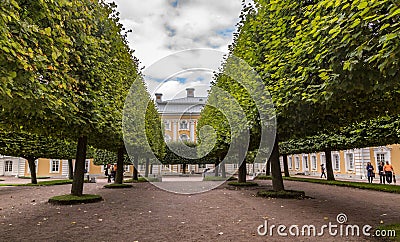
[{"left": 388, "top": 144, "right": 400, "bottom": 171}]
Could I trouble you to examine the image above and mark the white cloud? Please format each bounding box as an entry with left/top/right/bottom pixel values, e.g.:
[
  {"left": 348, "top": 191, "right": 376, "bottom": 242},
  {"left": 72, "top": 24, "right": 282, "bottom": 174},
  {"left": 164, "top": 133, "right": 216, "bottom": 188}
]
[{"left": 107, "top": 0, "right": 244, "bottom": 95}]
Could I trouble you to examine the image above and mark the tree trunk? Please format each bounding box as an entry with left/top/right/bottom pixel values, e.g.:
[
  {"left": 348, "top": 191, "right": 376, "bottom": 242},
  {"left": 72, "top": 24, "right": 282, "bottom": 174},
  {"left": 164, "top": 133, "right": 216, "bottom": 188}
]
[
  {"left": 133, "top": 155, "right": 138, "bottom": 181},
  {"left": 265, "top": 158, "right": 271, "bottom": 176},
  {"left": 182, "top": 163, "right": 186, "bottom": 174},
  {"left": 115, "top": 147, "right": 124, "bottom": 184},
  {"left": 325, "top": 149, "right": 335, "bottom": 181},
  {"left": 214, "top": 160, "right": 219, "bottom": 177},
  {"left": 271, "top": 135, "right": 285, "bottom": 191},
  {"left": 283, "top": 154, "right": 290, "bottom": 177},
  {"left": 145, "top": 158, "right": 150, "bottom": 177},
  {"left": 71, "top": 135, "right": 87, "bottom": 196},
  {"left": 150, "top": 164, "right": 153, "bottom": 174},
  {"left": 27, "top": 157, "right": 37, "bottom": 184},
  {"left": 68, "top": 159, "right": 74, "bottom": 180},
  {"left": 238, "top": 162, "right": 247, "bottom": 183},
  {"left": 221, "top": 158, "right": 226, "bottom": 178}
]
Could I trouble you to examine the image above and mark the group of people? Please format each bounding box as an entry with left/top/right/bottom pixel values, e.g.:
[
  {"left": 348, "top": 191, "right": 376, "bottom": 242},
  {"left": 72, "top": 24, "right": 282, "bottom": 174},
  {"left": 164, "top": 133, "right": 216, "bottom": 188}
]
[
  {"left": 367, "top": 161, "right": 396, "bottom": 184},
  {"left": 104, "top": 164, "right": 117, "bottom": 183},
  {"left": 320, "top": 161, "right": 396, "bottom": 184}
]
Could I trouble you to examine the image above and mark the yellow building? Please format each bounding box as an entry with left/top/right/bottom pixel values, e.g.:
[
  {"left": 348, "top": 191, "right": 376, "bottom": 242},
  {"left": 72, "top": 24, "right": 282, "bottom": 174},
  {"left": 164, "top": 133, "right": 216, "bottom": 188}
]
[
  {"left": 0, "top": 156, "right": 103, "bottom": 178},
  {"left": 284, "top": 145, "right": 400, "bottom": 180},
  {"left": 155, "top": 88, "right": 206, "bottom": 143}
]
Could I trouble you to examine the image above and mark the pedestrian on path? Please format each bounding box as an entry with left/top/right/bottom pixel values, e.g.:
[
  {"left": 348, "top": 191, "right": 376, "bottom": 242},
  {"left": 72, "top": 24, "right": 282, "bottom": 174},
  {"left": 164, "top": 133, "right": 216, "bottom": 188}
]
[
  {"left": 320, "top": 164, "right": 326, "bottom": 178},
  {"left": 378, "top": 161, "right": 385, "bottom": 184},
  {"left": 366, "top": 162, "right": 374, "bottom": 183},
  {"left": 384, "top": 161, "right": 394, "bottom": 184}
]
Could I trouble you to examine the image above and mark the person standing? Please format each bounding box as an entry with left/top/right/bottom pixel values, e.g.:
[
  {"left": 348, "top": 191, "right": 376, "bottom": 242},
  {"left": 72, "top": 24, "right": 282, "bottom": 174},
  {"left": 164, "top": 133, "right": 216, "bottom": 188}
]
[
  {"left": 378, "top": 161, "right": 385, "bottom": 184},
  {"left": 366, "top": 162, "right": 374, "bottom": 183},
  {"left": 320, "top": 164, "right": 326, "bottom": 178},
  {"left": 384, "top": 161, "right": 394, "bottom": 184}
]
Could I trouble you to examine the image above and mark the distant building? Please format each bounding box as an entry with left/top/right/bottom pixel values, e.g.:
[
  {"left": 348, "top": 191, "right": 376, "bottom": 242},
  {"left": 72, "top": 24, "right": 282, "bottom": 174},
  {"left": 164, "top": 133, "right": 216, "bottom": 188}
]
[{"left": 155, "top": 88, "right": 207, "bottom": 143}]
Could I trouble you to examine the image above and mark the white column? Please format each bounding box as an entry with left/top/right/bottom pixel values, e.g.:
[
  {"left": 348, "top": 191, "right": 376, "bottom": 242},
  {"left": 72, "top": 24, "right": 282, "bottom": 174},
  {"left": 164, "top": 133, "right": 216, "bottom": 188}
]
[
  {"left": 173, "top": 120, "right": 178, "bottom": 141},
  {"left": 190, "top": 120, "right": 195, "bottom": 142}
]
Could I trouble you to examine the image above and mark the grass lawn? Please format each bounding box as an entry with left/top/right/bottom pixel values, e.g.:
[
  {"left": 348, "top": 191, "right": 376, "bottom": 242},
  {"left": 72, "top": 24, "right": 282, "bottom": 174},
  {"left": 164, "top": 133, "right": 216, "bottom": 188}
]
[
  {"left": 48, "top": 194, "right": 102, "bottom": 205},
  {"left": 376, "top": 223, "right": 400, "bottom": 241},
  {"left": 124, "top": 177, "right": 161, "bottom": 183},
  {"left": 0, "top": 179, "right": 72, "bottom": 186},
  {"left": 255, "top": 175, "right": 400, "bottom": 194}
]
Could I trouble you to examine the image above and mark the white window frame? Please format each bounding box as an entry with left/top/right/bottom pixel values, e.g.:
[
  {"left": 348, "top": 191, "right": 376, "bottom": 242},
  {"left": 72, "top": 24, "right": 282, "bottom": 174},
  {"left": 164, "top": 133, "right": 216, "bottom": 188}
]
[
  {"left": 345, "top": 151, "right": 354, "bottom": 171},
  {"left": 5, "top": 160, "right": 13, "bottom": 172},
  {"left": 320, "top": 153, "right": 326, "bottom": 166},
  {"left": 288, "top": 156, "right": 292, "bottom": 169},
  {"left": 164, "top": 135, "right": 171, "bottom": 143},
  {"left": 295, "top": 156, "right": 300, "bottom": 170},
  {"left": 332, "top": 152, "right": 340, "bottom": 171},
  {"left": 50, "top": 159, "right": 60, "bottom": 173},
  {"left": 85, "top": 159, "right": 90, "bottom": 173},
  {"left": 124, "top": 165, "right": 130, "bottom": 172},
  {"left": 303, "top": 155, "right": 309, "bottom": 170},
  {"left": 373, "top": 146, "right": 391, "bottom": 168},
  {"left": 311, "top": 155, "right": 317, "bottom": 171},
  {"left": 179, "top": 120, "right": 188, "bottom": 130},
  {"left": 164, "top": 120, "right": 171, "bottom": 130}
]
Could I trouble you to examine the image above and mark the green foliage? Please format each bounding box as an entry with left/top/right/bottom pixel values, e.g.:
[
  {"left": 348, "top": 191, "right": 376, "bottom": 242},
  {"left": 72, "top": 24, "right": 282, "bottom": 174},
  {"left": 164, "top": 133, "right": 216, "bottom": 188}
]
[
  {"left": 376, "top": 223, "right": 400, "bottom": 241},
  {"left": 124, "top": 177, "right": 161, "bottom": 182},
  {"left": 48, "top": 194, "right": 102, "bottom": 205},
  {"left": 0, "top": 179, "right": 72, "bottom": 186},
  {"left": 162, "top": 141, "right": 216, "bottom": 165},
  {"left": 18, "top": 176, "right": 50, "bottom": 179},
  {"left": 93, "top": 149, "right": 130, "bottom": 165},
  {"left": 257, "top": 190, "right": 306, "bottom": 199}
]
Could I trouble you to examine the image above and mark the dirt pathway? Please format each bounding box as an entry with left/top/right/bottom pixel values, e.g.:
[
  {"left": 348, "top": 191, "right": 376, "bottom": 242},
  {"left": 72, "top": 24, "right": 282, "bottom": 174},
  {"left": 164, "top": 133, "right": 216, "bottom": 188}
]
[{"left": 0, "top": 180, "right": 399, "bottom": 241}]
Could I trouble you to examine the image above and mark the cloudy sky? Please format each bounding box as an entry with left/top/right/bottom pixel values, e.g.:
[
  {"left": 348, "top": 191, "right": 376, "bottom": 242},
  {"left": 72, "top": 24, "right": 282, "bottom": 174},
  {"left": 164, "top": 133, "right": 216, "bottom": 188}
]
[{"left": 107, "top": 0, "right": 245, "bottom": 100}]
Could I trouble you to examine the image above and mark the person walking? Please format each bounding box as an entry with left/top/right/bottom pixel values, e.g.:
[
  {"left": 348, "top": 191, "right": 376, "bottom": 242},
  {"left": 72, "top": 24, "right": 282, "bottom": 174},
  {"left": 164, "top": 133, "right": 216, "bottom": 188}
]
[
  {"left": 366, "top": 162, "right": 374, "bottom": 183},
  {"left": 320, "top": 164, "right": 326, "bottom": 178},
  {"left": 378, "top": 161, "right": 385, "bottom": 184},
  {"left": 384, "top": 161, "right": 394, "bottom": 184}
]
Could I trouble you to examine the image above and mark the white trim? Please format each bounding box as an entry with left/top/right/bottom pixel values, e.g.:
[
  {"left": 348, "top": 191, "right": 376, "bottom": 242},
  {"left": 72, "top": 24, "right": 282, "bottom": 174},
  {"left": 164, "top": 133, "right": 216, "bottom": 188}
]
[
  {"left": 344, "top": 150, "right": 355, "bottom": 171},
  {"left": 311, "top": 154, "right": 317, "bottom": 171},
  {"left": 163, "top": 120, "right": 171, "bottom": 131},
  {"left": 179, "top": 133, "right": 189, "bottom": 141},
  {"left": 288, "top": 156, "right": 292, "bottom": 169},
  {"left": 28, "top": 159, "right": 39, "bottom": 174},
  {"left": 85, "top": 159, "right": 90, "bottom": 173},
  {"left": 332, "top": 152, "right": 340, "bottom": 171},
  {"left": 295, "top": 155, "right": 300, "bottom": 170},
  {"left": 50, "top": 159, "right": 60, "bottom": 173},
  {"left": 302, "top": 154, "right": 309, "bottom": 172},
  {"left": 373, "top": 146, "right": 391, "bottom": 168}
]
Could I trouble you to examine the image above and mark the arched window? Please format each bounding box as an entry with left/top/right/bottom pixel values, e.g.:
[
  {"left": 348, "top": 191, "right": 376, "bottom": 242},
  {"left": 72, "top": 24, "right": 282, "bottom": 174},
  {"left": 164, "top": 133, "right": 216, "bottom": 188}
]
[
  {"left": 164, "top": 135, "right": 171, "bottom": 142},
  {"left": 180, "top": 120, "right": 188, "bottom": 130},
  {"left": 179, "top": 134, "right": 189, "bottom": 141}
]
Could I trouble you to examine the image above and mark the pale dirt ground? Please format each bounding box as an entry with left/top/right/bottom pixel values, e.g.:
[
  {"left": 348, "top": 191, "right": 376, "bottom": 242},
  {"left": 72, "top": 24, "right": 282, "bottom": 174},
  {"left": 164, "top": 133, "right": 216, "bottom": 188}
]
[{"left": 0, "top": 177, "right": 399, "bottom": 241}]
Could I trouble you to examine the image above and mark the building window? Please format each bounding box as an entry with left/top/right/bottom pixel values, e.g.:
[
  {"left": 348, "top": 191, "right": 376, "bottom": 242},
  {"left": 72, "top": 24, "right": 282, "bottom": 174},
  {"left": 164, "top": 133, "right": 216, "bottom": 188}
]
[
  {"left": 288, "top": 157, "right": 292, "bottom": 169},
  {"left": 85, "top": 160, "right": 90, "bottom": 173},
  {"left": 180, "top": 134, "right": 189, "bottom": 141},
  {"left": 51, "top": 160, "right": 60, "bottom": 173},
  {"left": 376, "top": 153, "right": 385, "bottom": 164},
  {"left": 164, "top": 135, "right": 171, "bottom": 143},
  {"left": 5, "top": 160, "right": 12, "bottom": 172},
  {"left": 199, "top": 164, "right": 206, "bottom": 168},
  {"left": 124, "top": 165, "right": 130, "bottom": 172},
  {"left": 311, "top": 155, "right": 317, "bottom": 170},
  {"left": 320, "top": 154, "right": 326, "bottom": 166},
  {"left": 346, "top": 153, "right": 354, "bottom": 171},
  {"left": 164, "top": 120, "right": 170, "bottom": 130},
  {"left": 333, "top": 154, "right": 340, "bottom": 171},
  {"left": 180, "top": 120, "right": 188, "bottom": 130},
  {"left": 295, "top": 157, "right": 300, "bottom": 170},
  {"left": 303, "top": 155, "right": 308, "bottom": 169}
]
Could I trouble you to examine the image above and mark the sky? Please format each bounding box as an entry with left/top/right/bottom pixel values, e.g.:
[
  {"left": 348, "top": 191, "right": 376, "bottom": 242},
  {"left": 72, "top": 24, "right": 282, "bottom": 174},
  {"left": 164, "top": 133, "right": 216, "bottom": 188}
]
[{"left": 107, "top": 0, "right": 245, "bottom": 100}]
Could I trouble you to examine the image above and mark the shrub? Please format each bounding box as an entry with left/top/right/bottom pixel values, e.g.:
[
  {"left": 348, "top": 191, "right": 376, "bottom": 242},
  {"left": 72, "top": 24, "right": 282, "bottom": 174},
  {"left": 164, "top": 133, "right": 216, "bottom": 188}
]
[
  {"left": 104, "top": 183, "right": 133, "bottom": 189},
  {"left": 227, "top": 181, "right": 258, "bottom": 187}
]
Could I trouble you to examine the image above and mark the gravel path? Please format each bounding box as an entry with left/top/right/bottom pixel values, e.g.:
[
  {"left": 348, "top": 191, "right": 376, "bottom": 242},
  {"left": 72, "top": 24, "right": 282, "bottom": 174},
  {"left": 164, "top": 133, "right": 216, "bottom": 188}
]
[{"left": 0, "top": 179, "right": 399, "bottom": 241}]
